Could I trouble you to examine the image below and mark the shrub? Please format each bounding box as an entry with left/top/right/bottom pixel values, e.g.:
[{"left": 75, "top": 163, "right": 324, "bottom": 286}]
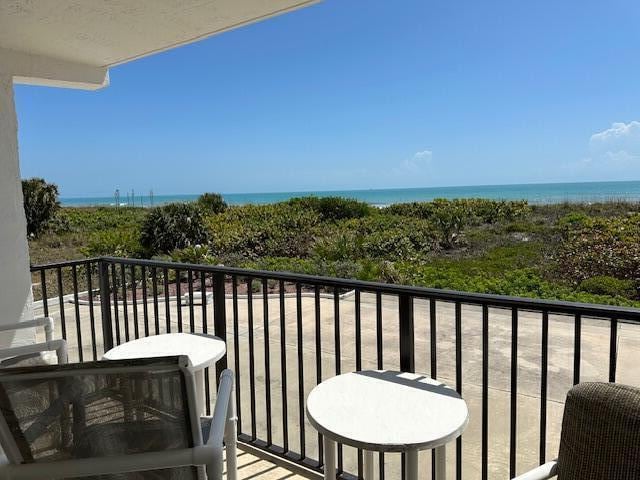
[
  {"left": 207, "top": 203, "right": 321, "bottom": 259},
  {"left": 243, "top": 256, "right": 401, "bottom": 283},
  {"left": 384, "top": 198, "right": 530, "bottom": 224},
  {"left": 22, "top": 177, "right": 60, "bottom": 237},
  {"left": 312, "top": 215, "right": 439, "bottom": 261},
  {"left": 140, "top": 203, "right": 209, "bottom": 255},
  {"left": 171, "top": 244, "right": 215, "bottom": 264},
  {"left": 286, "top": 196, "right": 373, "bottom": 221},
  {"left": 579, "top": 276, "right": 637, "bottom": 298},
  {"left": 397, "top": 263, "right": 639, "bottom": 306},
  {"left": 461, "top": 198, "right": 530, "bottom": 224},
  {"left": 383, "top": 199, "right": 530, "bottom": 248},
  {"left": 52, "top": 207, "right": 147, "bottom": 234},
  {"left": 556, "top": 212, "right": 591, "bottom": 230},
  {"left": 533, "top": 201, "right": 640, "bottom": 221},
  {"left": 197, "top": 192, "right": 227, "bottom": 214},
  {"left": 554, "top": 214, "right": 640, "bottom": 284},
  {"left": 243, "top": 257, "right": 321, "bottom": 276},
  {"left": 82, "top": 228, "right": 143, "bottom": 257},
  {"left": 384, "top": 199, "right": 468, "bottom": 248},
  {"left": 428, "top": 199, "right": 469, "bottom": 248}
]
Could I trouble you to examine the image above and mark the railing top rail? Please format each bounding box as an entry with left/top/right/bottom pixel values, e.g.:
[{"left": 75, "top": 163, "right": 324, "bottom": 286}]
[
  {"left": 30, "top": 257, "right": 101, "bottom": 270},
  {"left": 31, "top": 256, "right": 640, "bottom": 321}
]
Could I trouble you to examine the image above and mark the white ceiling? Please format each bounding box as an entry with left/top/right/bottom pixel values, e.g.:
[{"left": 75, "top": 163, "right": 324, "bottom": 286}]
[{"left": 0, "top": 0, "right": 317, "bottom": 66}]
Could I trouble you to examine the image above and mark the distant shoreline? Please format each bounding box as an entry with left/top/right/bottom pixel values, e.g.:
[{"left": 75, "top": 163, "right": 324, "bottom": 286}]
[{"left": 60, "top": 180, "right": 640, "bottom": 207}]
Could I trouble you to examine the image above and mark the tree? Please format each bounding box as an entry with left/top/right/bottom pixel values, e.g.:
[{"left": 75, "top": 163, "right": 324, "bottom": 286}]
[
  {"left": 22, "top": 177, "right": 60, "bottom": 237},
  {"left": 197, "top": 192, "right": 227, "bottom": 214}
]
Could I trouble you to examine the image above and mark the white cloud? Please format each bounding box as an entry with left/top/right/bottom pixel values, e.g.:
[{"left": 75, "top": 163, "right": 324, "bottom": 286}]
[
  {"left": 397, "top": 149, "right": 433, "bottom": 173},
  {"left": 413, "top": 150, "right": 433, "bottom": 160},
  {"left": 589, "top": 120, "right": 640, "bottom": 159},
  {"left": 563, "top": 121, "right": 640, "bottom": 179}
]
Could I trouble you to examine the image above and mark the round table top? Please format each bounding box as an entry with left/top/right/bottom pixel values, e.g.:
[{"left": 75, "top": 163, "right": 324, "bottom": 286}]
[
  {"left": 306, "top": 370, "right": 469, "bottom": 452},
  {"left": 103, "top": 333, "right": 226, "bottom": 370}
]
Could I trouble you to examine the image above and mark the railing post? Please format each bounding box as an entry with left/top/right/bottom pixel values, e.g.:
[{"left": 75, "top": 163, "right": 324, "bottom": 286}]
[
  {"left": 98, "top": 259, "right": 114, "bottom": 353},
  {"left": 213, "top": 272, "right": 228, "bottom": 382},
  {"left": 399, "top": 293, "right": 415, "bottom": 373}
]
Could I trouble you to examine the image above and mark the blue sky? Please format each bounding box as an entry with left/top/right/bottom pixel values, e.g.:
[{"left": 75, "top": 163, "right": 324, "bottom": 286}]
[{"left": 15, "top": 0, "right": 640, "bottom": 197}]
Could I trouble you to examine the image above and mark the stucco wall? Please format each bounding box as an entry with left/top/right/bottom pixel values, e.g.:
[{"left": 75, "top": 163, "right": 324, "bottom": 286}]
[{"left": 0, "top": 74, "right": 34, "bottom": 348}]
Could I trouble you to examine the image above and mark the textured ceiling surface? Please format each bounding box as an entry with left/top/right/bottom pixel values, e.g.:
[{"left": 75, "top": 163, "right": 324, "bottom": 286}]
[{"left": 0, "top": 0, "right": 316, "bottom": 66}]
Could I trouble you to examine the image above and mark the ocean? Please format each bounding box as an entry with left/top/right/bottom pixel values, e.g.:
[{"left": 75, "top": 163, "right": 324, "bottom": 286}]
[{"left": 60, "top": 180, "right": 640, "bottom": 207}]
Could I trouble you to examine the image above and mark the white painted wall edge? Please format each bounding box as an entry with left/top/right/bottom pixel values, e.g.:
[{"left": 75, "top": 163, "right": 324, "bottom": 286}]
[
  {"left": 0, "top": 74, "right": 34, "bottom": 349},
  {"left": 0, "top": 47, "right": 109, "bottom": 90}
]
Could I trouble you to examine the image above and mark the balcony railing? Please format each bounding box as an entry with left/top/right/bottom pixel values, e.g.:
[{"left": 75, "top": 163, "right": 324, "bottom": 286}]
[{"left": 30, "top": 256, "right": 640, "bottom": 480}]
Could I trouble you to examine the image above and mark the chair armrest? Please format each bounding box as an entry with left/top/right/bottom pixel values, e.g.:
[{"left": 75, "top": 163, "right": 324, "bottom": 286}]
[
  {"left": 0, "top": 317, "right": 55, "bottom": 342},
  {"left": 204, "top": 369, "right": 234, "bottom": 448},
  {"left": 513, "top": 461, "right": 558, "bottom": 480},
  {"left": 0, "top": 339, "right": 67, "bottom": 363},
  {"left": 202, "top": 369, "right": 237, "bottom": 480},
  {"left": 0, "top": 447, "right": 208, "bottom": 479}
]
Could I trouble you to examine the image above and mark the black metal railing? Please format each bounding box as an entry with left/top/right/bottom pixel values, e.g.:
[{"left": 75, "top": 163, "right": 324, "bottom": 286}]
[{"left": 30, "top": 256, "right": 640, "bottom": 480}]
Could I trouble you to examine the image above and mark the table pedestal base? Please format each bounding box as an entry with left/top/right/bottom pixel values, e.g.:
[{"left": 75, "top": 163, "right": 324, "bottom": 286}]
[
  {"left": 323, "top": 437, "right": 335, "bottom": 480},
  {"left": 364, "top": 451, "right": 374, "bottom": 479},
  {"left": 195, "top": 369, "right": 205, "bottom": 415},
  {"left": 322, "top": 441, "right": 446, "bottom": 480},
  {"left": 434, "top": 445, "right": 446, "bottom": 479}
]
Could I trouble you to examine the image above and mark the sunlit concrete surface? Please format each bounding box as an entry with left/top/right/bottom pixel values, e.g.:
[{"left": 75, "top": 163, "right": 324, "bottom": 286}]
[
  {"left": 226, "top": 448, "right": 311, "bottom": 480},
  {"left": 34, "top": 290, "right": 640, "bottom": 480}
]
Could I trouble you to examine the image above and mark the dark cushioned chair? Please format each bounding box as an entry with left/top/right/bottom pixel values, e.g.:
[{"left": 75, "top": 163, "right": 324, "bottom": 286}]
[{"left": 513, "top": 382, "right": 640, "bottom": 480}]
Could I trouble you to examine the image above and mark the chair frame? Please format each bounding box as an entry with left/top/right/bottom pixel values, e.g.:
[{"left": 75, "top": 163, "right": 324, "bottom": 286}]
[
  {"left": 513, "top": 461, "right": 558, "bottom": 480},
  {"left": 0, "top": 317, "right": 67, "bottom": 364},
  {"left": 0, "top": 357, "right": 237, "bottom": 480}
]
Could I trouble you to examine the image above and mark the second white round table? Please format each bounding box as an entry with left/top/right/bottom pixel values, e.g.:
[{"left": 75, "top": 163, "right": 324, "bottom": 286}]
[
  {"left": 103, "top": 332, "right": 226, "bottom": 414},
  {"left": 306, "top": 370, "right": 469, "bottom": 480}
]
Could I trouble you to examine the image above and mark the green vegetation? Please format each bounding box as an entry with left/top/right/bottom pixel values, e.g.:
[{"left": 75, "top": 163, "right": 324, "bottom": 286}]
[
  {"left": 207, "top": 203, "right": 321, "bottom": 259},
  {"left": 197, "top": 192, "right": 228, "bottom": 214},
  {"left": 285, "top": 196, "right": 374, "bottom": 221},
  {"left": 22, "top": 178, "right": 60, "bottom": 237},
  {"left": 27, "top": 193, "right": 640, "bottom": 307},
  {"left": 140, "top": 203, "right": 209, "bottom": 255}
]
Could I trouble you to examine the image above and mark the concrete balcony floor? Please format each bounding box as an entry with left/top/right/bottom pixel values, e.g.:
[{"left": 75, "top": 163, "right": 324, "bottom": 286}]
[
  {"left": 33, "top": 289, "right": 640, "bottom": 479},
  {"left": 229, "top": 448, "right": 310, "bottom": 480}
]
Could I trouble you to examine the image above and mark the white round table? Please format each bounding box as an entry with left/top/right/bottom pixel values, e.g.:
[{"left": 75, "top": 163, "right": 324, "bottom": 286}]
[
  {"left": 103, "top": 333, "right": 226, "bottom": 414},
  {"left": 306, "top": 370, "right": 469, "bottom": 480}
]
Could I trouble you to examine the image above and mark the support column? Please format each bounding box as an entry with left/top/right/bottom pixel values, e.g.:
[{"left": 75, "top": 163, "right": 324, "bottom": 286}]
[{"left": 0, "top": 74, "right": 34, "bottom": 349}]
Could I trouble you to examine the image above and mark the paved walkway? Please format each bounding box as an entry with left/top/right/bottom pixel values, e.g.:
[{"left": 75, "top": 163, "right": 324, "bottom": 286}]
[{"left": 34, "top": 291, "right": 640, "bottom": 479}]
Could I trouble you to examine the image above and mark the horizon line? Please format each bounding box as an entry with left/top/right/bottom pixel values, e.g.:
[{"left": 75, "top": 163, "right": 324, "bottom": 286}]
[{"left": 59, "top": 178, "right": 640, "bottom": 199}]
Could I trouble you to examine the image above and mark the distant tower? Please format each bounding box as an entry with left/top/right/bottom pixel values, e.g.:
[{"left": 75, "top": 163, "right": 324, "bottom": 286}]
[
  {"left": 114, "top": 189, "right": 120, "bottom": 208},
  {"left": 132, "top": 189, "right": 135, "bottom": 207},
  {"left": 150, "top": 189, "right": 154, "bottom": 206}
]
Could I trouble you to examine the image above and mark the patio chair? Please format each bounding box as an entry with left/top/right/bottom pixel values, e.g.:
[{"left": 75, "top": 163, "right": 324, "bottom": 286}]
[
  {"left": 0, "top": 317, "right": 67, "bottom": 366},
  {"left": 0, "top": 356, "right": 237, "bottom": 480},
  {"left": 513, "top": 382, "right": 640, "bottom": 480}
]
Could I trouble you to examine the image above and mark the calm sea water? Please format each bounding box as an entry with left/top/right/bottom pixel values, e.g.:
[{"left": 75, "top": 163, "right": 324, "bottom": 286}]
[{"left": 60, "top": 180, "right": 640, "bottom": 207}]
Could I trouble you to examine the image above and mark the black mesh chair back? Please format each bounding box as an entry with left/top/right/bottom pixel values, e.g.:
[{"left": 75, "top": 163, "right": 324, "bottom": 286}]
[
  {"left": 0, "top": 356, "right": 199, "bottom": 480},
  {"left": 557, "top": 382, "right": 640, "bottom": 480}
]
